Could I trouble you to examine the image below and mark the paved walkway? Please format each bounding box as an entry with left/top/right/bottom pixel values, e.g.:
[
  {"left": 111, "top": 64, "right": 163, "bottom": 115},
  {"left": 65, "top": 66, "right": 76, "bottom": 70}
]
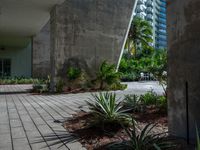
[
  {"left": 0, "top": 93, "right": 90, "bottom": 150},
  {"left": 0, "top": 82, "right": 164, "bottom": 150},
  {"left": 0, "top": 84, "right": 32, "bottom": 94}
]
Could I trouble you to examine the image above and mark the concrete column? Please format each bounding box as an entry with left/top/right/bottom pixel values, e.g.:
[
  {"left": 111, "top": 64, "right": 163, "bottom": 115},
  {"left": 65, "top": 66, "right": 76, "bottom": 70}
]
[
  {"left": 32, "top": 22, "right": 50, "bottom": 78},
  {"left": 49, "top": 0, "right": 137, "bottom": 90},
  {"left": 167, "top": 0, "right": 200, "bottom": 140}
]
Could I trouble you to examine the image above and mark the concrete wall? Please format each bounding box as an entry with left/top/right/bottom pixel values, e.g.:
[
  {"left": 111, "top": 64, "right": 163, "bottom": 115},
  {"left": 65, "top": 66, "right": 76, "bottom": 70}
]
[
  {"left": 0, "top": 43, "right": 32, "bottom": 77},
  {"left": 50, "top": 0, "right": 137, "bottom": 82},
  {"left": 32, "top": 22, "right": 50, "bottom": 78},
  {"left": 167, "top": 0, "right": 200, "bottom": 139}
]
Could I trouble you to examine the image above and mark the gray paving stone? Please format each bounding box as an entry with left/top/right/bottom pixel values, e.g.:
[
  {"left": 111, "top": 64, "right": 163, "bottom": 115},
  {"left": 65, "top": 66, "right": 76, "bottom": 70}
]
[
  {"left": 0, "top": 144, "right": 12, "bottom": 150},
  {"left": 31, "top": 142, "right": 49, "bottom": 150},
  {"left": 20, "top": 115, "right": 32, "bottom": 122},
  {"left": 11, "top": 127, "right": 26, "bottom": 139},
  {"left": 9, "top": 113, "right": 20, "bottom": 119},
  {"left": 23, "top": 122, "right": 37, "bottom": 132},
  {"left": 0, "top": 124, "right": 10, "bottom": 134},
  {"left": 10, "top": 119, "right": 22, "bottom": 128},
  {"left": 13, "top": 138, "right": 31, "bottom": 150}
]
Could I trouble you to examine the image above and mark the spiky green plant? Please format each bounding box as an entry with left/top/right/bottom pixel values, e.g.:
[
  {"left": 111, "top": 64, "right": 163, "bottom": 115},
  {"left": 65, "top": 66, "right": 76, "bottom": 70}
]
[
  {"left": 123, "top": 94, "right": 144, "bottom": 112},
  {"left": 108, "top": 119, "right": 175, "bottom": 150},
  {"left": 87, "top": 92, "right": 130, "bottom": 126}
]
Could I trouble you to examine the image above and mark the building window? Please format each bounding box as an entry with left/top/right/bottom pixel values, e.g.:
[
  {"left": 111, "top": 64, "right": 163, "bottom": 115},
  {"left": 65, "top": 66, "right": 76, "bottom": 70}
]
[{"left": 0, "top": 59, "right": 11, "bottom": 77}]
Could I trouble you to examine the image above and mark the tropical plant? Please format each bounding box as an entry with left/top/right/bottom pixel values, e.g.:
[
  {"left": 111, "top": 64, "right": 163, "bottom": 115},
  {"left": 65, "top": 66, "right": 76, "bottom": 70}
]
[
  {"left": 123, "top": 94, "right": 144, "bottom": 112},
  {"left": 148, "top": 49, "right": 167, "bottom": 96},
  {"left": 140, "top": 90, "right": 158, "bottom": 106},
  {"left": 86, "top": 92, "right": 130, "bottom": 126},
  {"left": 121, "top": 72, "right": 139, "bottom": 82},
  {"left": 126, "top": 17, "right": 153, "bottom": 57},
  {"left": 96, "top": 61, "right": 121, "bottom": 90},
  {"left": 56, "top": 79, "right": 64, "bottom": 93},
  {"left": 110, "top": 82, "right": 128, "bottom": 91},
  {"left": 32, "top": 83, "right": 48, "bottom": 93},
  {"left": 66, "top": 67, "right": 81, "bottom": 81},
  {"left": 108, "top": 119, "right": 175, "bottom": 150},
  {"left": 157, "top": 95, "right": 167, "bottom": 112},
  {"left": 0, "top": 77, "right": 42, "bottom": 85}
]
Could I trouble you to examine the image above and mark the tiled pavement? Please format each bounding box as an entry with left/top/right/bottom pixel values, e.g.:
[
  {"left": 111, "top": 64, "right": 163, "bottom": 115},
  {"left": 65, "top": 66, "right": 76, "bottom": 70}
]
[
  {"left": 0, "top": 82, "right": 163, "bottom": 150},
  {"left": 0, "top": 84, "right": 32, "bottom": 94},
  {"left": 0, "top": 92, "right": 90, "bottom": 150}
]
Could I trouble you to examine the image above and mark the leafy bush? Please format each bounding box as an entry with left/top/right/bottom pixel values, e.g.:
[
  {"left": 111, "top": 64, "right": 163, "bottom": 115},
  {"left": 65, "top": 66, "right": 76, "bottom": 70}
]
[
  {"left": 157, "top": 95, "right": 167, "bottom": 111},
  {"left": 109, "top": 82, "right": 127, "bottom": 91},
  {"left": 67, "top": 67, "right": 81, "bottom": 81},
  {"left": 108, "top": 119, "right": 175, "bottom": 150},
  {"left": 32, "top": 77, "right": 50, "bottom": 93},
  {"left": 0, "top": 77, "right": 41, "bottom": 85},
  {"left": 96, "top": 61, "right": 121, "bottom": 90},
  {"left": 119, "top": 48, "right": 167, "bottom": 82},
  {"left": 140, "top": 90, "right": 158, "bottom": 106},
  {"left": 120, "top": 72, "right": 139, "bottom": 82},
  {"left": 86, "top": 92, "right": 130, "bottom": 126},
  {"left": 32, "top": 83, "right": 48, "bottom": 93},
  {"left": 56, "top": 79, "right": 64, "bottom": 93},
  {"left": 123, "top": 91, "right": 168, "bottom": 113}
]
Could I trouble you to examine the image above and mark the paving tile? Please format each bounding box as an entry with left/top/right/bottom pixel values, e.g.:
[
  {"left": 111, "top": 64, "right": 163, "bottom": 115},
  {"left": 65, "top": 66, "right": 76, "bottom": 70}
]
[
  {"left": 12, "top": 138, "right": 31, "bottom": 150},
  {"left": 11, "top": 127, "right": 26, "bottom": 139},
  {"left": 10, "top": 119, "right": 22, "bottom": 128},
  {"left": 0, "top": 124, "right": 10, "bottom": 134}
]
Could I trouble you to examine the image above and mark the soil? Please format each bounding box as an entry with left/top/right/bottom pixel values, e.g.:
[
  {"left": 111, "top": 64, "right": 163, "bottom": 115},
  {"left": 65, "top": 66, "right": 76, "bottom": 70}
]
[{"left": 64, "top": 108, "right": 168, "bottom": 150}]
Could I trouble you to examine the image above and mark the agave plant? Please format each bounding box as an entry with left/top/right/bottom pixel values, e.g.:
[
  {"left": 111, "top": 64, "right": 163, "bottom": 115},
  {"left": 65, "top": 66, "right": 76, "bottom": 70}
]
[
  {"left": 123, "top": 94, "right": 144, "bottom": 113},
  {"left": 108, "top": 119, "right": 175, "bottom": 150},
  {"left": 86, "top": 92, "right": 130, "bottom": 126}
]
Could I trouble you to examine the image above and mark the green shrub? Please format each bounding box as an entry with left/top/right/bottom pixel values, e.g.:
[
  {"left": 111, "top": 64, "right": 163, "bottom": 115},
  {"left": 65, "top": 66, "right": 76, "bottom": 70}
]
[
  {"left": 86, "top": 92, "right": 130, "bottom": 126},
  {"left": 67, "top": 67, "right": 81, "bottom": 81},
  {"left": 140, "top": 90, "right": 158, "bottom": 106},
  {"left": 123, "top": 92, "right": 168, "bottom": 113},
  {"left": 0, "top": 77, "right": 43, "bottom": 85},
  {"left": 120, "top": 72, "right": 139, "bottom": 82},
  {"left": 56, "top": 79, "right": 64, "bottom": 93},
  {"left": 96, "top": 61, "right": 121, "bottom": 90},
  {"left": 110, "top": 82, "right": 127, "bottom": 91},
  {"left": 108, "top": 119, "right": 175, "bottom": 150},
  {"left": 32, "top": 83, "right": 48, "bottom": 93},
  {"left": 157, "top": 95, "right": 167, "bottom": 111}
]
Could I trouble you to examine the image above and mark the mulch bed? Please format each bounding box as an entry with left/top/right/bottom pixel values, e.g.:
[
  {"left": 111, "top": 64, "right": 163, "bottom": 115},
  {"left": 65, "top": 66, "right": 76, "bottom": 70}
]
[{"left": 64, "top": 108, "right": 168, "bottom": 150}]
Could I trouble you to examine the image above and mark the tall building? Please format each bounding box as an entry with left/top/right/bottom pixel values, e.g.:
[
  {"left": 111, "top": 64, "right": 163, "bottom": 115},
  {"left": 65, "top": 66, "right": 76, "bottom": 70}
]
[{"left": 134, "top": 0, "right": 167, "bottom": 49}]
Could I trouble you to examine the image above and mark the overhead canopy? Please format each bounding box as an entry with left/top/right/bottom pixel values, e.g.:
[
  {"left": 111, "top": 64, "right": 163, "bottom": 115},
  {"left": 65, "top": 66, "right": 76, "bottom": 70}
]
[{"left": 0, "top": 0, "right": 64, "bottom": 48}]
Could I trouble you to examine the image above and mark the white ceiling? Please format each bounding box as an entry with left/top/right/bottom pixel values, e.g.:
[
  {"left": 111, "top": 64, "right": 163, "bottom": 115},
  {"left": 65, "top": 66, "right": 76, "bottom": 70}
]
[{"left": 0, "top": 0, "right": 64, "bottom": 48}]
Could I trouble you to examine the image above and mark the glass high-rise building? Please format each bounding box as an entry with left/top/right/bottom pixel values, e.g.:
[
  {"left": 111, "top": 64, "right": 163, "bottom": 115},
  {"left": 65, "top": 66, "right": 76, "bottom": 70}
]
[{"left": 134, "top": 0, "right": 167, "bottom": 49}]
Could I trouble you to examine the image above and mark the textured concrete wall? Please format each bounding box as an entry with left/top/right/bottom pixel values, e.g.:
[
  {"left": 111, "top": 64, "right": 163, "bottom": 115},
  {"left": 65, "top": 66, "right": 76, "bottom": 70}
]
[
  {"left": 167, "top": 0, "right": 200, "bottom": 139},
  {"left": 32, "top": 22, "right": 50, "bottom": 78},
  {"left": 50, "top": 0, "right": 137, "bottom": 82}
]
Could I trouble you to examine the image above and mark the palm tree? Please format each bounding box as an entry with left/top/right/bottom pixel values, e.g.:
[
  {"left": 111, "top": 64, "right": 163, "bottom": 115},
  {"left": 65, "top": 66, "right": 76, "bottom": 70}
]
[{"left": 126, "top": 17, "right": 153, "bottom": 57}]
